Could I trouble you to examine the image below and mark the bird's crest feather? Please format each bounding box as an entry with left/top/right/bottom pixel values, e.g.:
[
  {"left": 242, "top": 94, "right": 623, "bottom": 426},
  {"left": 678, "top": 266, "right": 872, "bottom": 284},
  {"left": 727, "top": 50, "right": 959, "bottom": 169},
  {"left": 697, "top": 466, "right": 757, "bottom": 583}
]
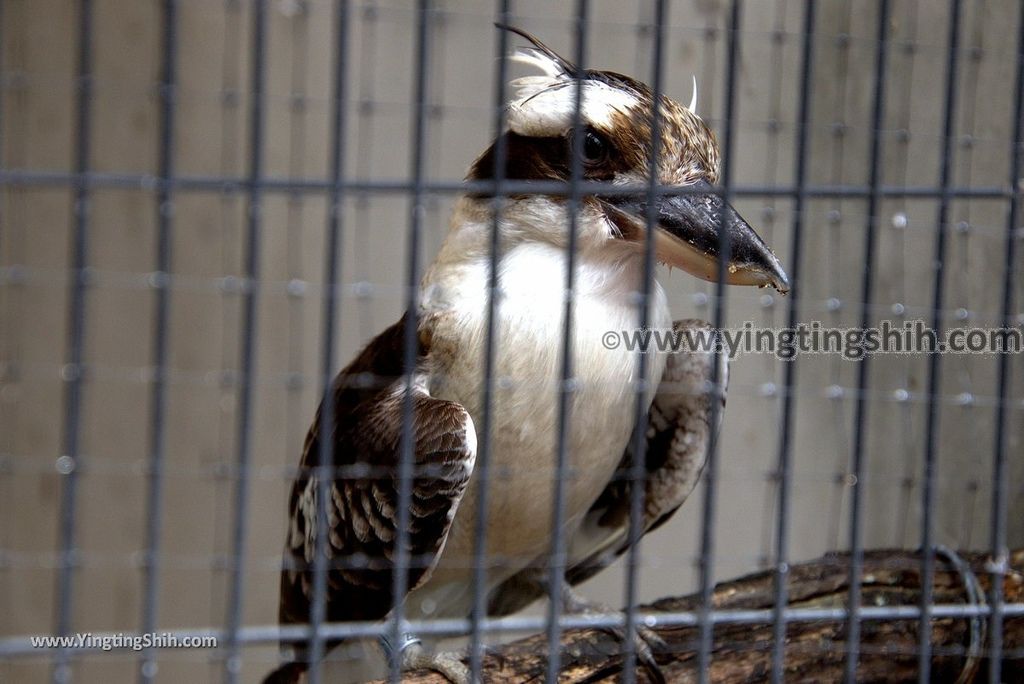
[{"left": 496, "top": 24, "right": 643, "bottom": 136}]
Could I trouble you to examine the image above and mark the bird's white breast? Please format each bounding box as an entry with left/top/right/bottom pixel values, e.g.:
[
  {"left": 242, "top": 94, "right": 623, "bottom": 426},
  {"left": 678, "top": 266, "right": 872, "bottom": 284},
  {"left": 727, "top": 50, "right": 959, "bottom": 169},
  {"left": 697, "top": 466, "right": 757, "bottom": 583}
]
[{"left": 412, "top": 240, "right": 670, "bottom": 619}]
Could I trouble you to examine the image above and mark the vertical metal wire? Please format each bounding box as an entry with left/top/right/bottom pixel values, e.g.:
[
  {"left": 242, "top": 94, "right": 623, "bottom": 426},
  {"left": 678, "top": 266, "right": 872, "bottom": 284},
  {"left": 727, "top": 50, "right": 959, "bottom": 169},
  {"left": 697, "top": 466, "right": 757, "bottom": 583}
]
[
  {"left": 53, "top": 1, "right": 93, "bottom": 681},
  {"left": 544, "top": 3, "right": 589, "bottom": 682},
  {"left": 988, "top": 8, "right": 1024, "bottom": 682},
  {"left": 918, "top": 2, "right": 962, "bottom": 680},
  {"left": 696, "top": 2, "right": 742, "bottom": 681},
  {"left": 222, "top": 0, "right": 267, "bottom": 680},
  {"left": 844, "top": 1, "right": 890, "bottom": 679},
  {"left": 619, "top": 1, "right": 666, "bottom": 681},
  {"left": 467, "top": 3, "right": 511, "bottom": 680},
  {"left": 0, "top": 0, "right": 5, "bottom": 179},
  {"left": 389, "top": 1, "right": 432, "bottom": 681},
  {"left": 215, "top": 1, "right": 243, "bottom": 569},
  {"left": 0, "top": 0, "right": 6, "bottom": 296},
  {"left": 752, "top": 5, "right": 792, "bottom": 576},
  {"left": 887, "top": 0, "right": 920, "bottom": 552},
  {"left": 0, "top": 0, "right": 4, "bottom": 270},
  {"left": 138, "top": 1, "right": 177, "bottom": 681},
  {"left": 822, "top": 1, "right": 854, "bottom": 555},
  {"left": 306, "top": 1, "right": 350, "bottom": 682},
  {"left": 770, "top": 3, "right": 816, "bottom": 682},
  {"left": 282, "top": 0, "right": 312, "bottom": 474}
]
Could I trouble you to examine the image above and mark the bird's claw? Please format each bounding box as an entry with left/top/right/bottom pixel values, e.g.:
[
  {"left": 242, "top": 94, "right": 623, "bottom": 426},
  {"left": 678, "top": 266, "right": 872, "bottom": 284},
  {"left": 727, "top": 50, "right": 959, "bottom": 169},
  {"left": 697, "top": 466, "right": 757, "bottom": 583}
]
[
  {"left": 559, "top": 585, "right": 666, "bottom": 684},
  {"left": 392, "top": 639, "right": 471, "bottom": 684}
]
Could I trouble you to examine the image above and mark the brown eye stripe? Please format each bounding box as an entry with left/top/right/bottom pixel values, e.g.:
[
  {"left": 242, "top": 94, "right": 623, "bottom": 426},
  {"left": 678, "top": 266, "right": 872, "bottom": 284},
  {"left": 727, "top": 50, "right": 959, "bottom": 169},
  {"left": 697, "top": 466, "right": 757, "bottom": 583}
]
[{"left": 467, "top": 131, "right": 627, "bottom": 196}]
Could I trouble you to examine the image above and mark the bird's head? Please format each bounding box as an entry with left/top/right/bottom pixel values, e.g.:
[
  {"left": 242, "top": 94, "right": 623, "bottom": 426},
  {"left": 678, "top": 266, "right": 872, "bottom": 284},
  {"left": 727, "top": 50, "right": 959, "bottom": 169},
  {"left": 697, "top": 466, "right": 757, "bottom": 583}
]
[{"left": 465, "top": 25, "right": 789, "bottom": 294}]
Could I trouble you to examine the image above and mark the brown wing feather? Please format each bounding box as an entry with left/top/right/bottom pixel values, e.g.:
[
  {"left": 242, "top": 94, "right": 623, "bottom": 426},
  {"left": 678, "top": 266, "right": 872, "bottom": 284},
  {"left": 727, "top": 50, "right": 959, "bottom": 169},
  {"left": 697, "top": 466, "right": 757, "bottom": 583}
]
[
  {"left": 272, "top": 314, "right": 475, "bottom": 677},
  {"left": 487, "top": 318, "right": 724, "bottom": 616}
]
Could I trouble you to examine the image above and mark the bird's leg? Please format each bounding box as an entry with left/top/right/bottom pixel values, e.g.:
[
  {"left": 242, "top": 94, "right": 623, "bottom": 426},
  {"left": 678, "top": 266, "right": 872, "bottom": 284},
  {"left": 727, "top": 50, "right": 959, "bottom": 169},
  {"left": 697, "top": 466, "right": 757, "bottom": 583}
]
[
  {"left": 379, "top": 633, "right": 470, "bottom": 684},
  {"left": 559, "top": 582, "right": 667, "bottom": 684}
]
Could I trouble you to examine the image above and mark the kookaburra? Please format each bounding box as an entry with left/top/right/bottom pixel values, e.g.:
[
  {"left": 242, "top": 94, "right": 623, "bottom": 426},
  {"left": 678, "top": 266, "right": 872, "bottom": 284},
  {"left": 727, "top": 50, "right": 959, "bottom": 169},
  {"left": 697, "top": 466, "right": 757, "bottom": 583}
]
[{"left": 265, "top": 26, "right": 788, "bottom": 684}]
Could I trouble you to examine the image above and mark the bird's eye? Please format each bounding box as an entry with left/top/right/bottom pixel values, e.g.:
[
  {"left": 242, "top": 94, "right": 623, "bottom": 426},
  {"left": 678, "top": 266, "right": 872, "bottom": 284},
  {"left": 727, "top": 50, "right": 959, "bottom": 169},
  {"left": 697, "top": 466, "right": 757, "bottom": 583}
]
[{"left": 575, "top": 128, "right": 610, "bottom": 165}]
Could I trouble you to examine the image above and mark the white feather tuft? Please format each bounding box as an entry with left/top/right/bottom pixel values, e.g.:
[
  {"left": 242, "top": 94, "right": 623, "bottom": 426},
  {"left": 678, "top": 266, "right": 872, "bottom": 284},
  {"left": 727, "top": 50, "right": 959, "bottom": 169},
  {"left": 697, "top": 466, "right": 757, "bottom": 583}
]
[
  {"left": 509, "top": 48, "right": 564, "bottom": 78},
  {"left": 509, "top": 75, "right": 562, "bottom": 101},
  {"left": 505, "top": 43, "right": 641, "bottom": 135},
  {"left": 508, "top": 80, "right": 640, "bottom": 136},
  {"left": 688, "top": 75, "right": 698, "bottom": 113}
]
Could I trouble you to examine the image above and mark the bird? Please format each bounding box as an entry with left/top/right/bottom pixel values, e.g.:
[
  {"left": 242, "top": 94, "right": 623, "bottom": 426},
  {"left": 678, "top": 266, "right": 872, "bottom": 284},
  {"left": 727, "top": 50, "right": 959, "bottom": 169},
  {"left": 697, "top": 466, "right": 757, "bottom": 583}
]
[{"left": 263, "top": 25, "right": 789, "bottom": 684}]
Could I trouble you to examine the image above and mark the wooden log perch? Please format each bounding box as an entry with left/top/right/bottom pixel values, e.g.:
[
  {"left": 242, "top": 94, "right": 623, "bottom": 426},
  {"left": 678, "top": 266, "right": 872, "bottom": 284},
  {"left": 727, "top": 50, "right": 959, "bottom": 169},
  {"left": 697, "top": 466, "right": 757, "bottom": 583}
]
[{"left": 382, "top": 548, "right": 1024, "bottom": 683}]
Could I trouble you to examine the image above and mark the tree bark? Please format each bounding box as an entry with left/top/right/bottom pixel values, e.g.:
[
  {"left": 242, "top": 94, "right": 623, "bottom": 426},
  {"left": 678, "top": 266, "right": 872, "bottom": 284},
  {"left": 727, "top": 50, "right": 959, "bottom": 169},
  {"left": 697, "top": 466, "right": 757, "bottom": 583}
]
[{"left": 379, "top": 548, "right": 1023, "bottom": 683}]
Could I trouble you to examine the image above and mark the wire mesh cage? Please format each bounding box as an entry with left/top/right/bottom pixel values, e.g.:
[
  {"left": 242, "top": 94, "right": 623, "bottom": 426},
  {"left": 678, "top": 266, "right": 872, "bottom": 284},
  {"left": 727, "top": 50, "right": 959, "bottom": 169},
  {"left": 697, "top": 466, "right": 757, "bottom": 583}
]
[{"left": 1, "top": 0, "right": 1022, "bottom": 682}]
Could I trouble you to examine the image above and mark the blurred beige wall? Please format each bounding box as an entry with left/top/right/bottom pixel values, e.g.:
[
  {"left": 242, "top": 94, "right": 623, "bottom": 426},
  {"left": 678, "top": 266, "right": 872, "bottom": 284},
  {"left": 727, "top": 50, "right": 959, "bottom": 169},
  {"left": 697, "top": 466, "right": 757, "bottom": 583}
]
[{"left": 1, "top": 0, "right": 1022, "bottom": 682}]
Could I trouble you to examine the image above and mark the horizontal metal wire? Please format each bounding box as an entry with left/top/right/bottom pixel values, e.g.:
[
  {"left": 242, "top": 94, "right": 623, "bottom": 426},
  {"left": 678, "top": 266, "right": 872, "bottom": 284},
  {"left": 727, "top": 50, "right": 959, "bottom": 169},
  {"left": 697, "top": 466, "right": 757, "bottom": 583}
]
[
  {"left": 0, "top": 545, "right": 818, "bottom": 574},
  {"left": 5, "top": 266, "right": 1020, "bottom": 324},
  {"left": 0, "top": 455, "right": 1013, "bottom": 503},
  {"left": 2, "top": 361, "right": 1022, "bottom": 416},
  {"left": 0, "top": 168, "right": 1017, "bottom": 200},
  {"left": 1, "top": 641, "right": 1017, "bottom": 668},
  {"left": 2, "top": 602, "right": 1022, "bottom": 659}
]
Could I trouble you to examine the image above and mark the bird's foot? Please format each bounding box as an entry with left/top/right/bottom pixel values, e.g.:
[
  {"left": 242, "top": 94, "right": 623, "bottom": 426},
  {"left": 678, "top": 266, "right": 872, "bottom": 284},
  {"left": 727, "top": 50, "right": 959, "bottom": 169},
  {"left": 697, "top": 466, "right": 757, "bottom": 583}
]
[
  {"left": 402, "top": 643, "right": 470, "bottom": 684},
  {"left": 381, "top": 634, "right": 471, "bottom": 684},
  {"left": 560, "top": 584, "right": 667, "bottom": 684}
]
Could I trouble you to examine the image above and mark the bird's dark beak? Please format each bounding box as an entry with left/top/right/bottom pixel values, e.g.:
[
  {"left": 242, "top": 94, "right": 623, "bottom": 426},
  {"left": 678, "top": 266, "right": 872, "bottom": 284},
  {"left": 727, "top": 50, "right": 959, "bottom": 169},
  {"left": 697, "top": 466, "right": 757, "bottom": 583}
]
[{"left": 600, "top": 179, "right": 790, "bottom": 294}]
